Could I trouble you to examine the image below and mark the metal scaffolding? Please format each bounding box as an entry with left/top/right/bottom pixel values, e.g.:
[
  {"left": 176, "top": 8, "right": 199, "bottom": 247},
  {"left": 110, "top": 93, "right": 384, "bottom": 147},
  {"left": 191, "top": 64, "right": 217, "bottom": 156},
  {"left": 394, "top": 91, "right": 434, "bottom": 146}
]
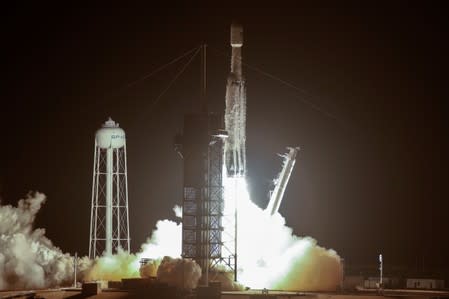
[{"left": 178, "top": 113, "right": 235, "bottom": 283}]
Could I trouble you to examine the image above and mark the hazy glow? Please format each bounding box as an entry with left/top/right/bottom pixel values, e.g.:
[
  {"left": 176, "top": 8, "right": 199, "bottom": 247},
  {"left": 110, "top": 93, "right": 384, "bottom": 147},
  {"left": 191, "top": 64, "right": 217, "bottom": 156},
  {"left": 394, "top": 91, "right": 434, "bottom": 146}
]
[
  {"left": 87, "top": 219, "right": 182, "bottom": 282},
  {"left": 223, "top": 175, "right": 343, "bottom": 291},
  {"left": 86, "top": 173, "right": 342, "bottom": 291},
  {"left": 138, "top": 219, "right": 181, "bottom": 260},
  {"left": 0, "top": 178, "right": 341, "bottom": 291},
  {"left": 85, "top": 249, "right": 139, "bottom": 281}
]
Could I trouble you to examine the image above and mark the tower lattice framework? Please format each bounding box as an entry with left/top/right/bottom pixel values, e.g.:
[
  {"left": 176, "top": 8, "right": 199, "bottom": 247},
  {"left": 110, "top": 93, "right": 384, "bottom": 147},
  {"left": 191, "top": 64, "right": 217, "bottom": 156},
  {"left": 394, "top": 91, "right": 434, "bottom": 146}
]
[{"left": 178, "top": 113, "right": 235, "bottom": 282}]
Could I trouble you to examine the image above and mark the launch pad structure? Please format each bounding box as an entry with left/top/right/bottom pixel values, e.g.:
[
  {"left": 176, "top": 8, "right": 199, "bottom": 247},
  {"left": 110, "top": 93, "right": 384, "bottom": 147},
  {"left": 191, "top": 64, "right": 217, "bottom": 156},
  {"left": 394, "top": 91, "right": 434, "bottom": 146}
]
[
  {"left": 176, "top": 113, "right": 235, "bottom": 283},
  {"left": 176, "top": 24, "right": 247, "bottom": 283}
]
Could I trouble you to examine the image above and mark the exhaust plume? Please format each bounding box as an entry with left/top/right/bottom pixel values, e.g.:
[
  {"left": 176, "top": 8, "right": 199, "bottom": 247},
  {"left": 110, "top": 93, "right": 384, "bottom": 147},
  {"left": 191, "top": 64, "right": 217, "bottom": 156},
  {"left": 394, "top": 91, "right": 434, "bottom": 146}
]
[
  {"left": 1, "top": 183, "right": 342, "bottom": 292},
  {"left": 223, "top": 176, "right": 343, "bottom": 291}
]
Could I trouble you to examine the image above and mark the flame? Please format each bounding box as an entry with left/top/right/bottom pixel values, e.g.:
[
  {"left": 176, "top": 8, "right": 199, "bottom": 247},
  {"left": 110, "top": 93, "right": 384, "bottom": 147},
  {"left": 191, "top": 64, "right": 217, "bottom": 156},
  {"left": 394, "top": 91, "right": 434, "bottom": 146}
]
[
  {"left": 223, "top": 175, "right": 343, "bottom": 291},
  {"left": 86, "top": 173, "right": 343, "bottom": 291}
]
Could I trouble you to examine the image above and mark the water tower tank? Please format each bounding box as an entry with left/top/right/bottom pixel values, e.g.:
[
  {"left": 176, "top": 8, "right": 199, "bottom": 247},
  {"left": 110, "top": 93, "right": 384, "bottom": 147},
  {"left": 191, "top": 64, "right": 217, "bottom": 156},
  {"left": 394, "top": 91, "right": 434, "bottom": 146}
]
[{"left": 95, "top": 118, "right": 126, "bottom": 149}]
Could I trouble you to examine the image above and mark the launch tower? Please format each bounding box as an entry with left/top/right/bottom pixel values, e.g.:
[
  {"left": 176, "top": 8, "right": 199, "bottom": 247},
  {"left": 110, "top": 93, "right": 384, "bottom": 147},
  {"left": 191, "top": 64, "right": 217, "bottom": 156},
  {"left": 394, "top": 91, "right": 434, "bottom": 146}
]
[
  {"left": 176, "top": 42, "right": 238, "bottom": 283},
  {"left": 89, "top": 118, "right": 130, "bottom": 258},
  {"left": 176, "top": 113, "right": 229, "bottom": 282}
]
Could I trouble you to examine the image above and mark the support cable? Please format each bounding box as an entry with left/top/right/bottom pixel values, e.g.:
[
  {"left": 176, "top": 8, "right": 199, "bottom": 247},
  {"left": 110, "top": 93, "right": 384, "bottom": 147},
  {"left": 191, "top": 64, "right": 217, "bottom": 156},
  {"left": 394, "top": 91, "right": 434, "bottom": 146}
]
[
  {"left": 209, "top": 46, "right": 340, "bottom": 122},
  {"left": 98, "top": 45, "right": 201, "bottom": 104},
  {"left": 132, "top": 46, "right": 202, "bottom": 124},
  {"left": 150, "top": 46, "right": 201, "bottom": 107},
  {"left": 125, "top": 45, "right": 201, "bottom": 89}
]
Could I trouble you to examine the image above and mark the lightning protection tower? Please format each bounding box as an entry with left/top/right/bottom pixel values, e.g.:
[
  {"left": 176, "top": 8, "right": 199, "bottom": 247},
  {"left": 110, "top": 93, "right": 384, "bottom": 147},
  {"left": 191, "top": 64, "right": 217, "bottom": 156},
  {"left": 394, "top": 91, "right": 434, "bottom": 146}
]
[{"left": 89, "top": 118, "right": 130, "bottom": 258}]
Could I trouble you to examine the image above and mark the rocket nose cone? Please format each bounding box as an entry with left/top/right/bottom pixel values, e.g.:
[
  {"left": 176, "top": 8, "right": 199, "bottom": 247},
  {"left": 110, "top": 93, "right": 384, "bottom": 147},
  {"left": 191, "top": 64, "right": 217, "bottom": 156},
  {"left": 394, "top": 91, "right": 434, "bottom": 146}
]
[{"left": 231, "top": 22, "right": 243, "bottom": 47}]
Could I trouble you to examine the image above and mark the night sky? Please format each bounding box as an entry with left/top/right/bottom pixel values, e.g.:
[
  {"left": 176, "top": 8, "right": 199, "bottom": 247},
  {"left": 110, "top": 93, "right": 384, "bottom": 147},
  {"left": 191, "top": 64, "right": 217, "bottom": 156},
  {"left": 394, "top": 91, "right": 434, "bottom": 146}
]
[{"left": 2, "top": 3, "right": 448, "bottom": 276}]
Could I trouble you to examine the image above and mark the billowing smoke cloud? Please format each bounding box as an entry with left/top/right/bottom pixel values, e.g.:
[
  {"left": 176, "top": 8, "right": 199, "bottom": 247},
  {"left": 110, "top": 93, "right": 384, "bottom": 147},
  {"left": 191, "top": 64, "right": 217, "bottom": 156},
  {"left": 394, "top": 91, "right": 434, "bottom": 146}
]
[
  {"left": 139, "top": 258, "right": 160, "bottom": 278},
  {"left": 0, "top": 192, "right": 91, "bottom": 290},
  {"left": 223, "top": 177, "right": 343, "bottom": 291},
  {"left": 1, "top": 183, "right": 342, "bottom": 292},
  {"left": 85, "top": 217, "right": 203, "bottom": 290},
  {"left": 271, "top": 237, "right": 342, "bottom": 291},
  {"left": 139, "top": 219, "right": 181, "bottom": 259},
  {"left": 84, "top": 249, "right": 139, "bottom": 281},
  {"left": 84, "top": 218, "right": 182, "bottom": 281},
  {"left": 0, "top": 192, "right": 196, "bottom": 291},
  {"left": 156, "top": 256, "right": 201, "bottom": 289}
]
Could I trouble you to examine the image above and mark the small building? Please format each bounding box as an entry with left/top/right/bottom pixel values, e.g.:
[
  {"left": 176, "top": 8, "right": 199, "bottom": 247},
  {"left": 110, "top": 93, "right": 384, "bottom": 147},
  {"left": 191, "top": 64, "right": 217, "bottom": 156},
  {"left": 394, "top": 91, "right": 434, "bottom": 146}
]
[
  {"left": 82, "top": 282, "right": 101, "bottom": 295},
  {"left": 364, "top": 277, "right": 401, "bottom": 289},
  {"left": 406, "top": 278, "right": 444, "bottom": 289},
  {"left": 364, "top": 277, "right": 379, "bottom": 289}
]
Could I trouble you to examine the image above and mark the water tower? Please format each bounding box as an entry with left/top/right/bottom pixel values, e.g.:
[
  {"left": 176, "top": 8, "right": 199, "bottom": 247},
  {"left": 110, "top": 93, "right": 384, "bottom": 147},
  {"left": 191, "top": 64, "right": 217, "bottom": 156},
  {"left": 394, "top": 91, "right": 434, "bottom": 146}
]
[{"left": 89, "top": 118, "right": 130, "bottom": 258}]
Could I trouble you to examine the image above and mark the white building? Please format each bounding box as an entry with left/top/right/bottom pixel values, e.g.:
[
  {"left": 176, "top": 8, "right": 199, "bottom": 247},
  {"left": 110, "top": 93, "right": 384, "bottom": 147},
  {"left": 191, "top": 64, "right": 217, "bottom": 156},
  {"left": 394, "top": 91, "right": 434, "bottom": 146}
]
[{"left": 406, "top": 278, "right": 444, "bottom": 289}]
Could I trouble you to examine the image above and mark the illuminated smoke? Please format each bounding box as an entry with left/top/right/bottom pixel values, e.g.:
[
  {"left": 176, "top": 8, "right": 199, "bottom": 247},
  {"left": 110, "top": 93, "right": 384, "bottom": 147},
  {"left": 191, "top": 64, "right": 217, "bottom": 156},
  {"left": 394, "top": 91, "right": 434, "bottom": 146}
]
[
  {"left": 0, "top": 192, "right": 189, "bottom": 290},
  {"left": 84, "top": 249, "right": 140, "bottom": 281},
  {"left": 156, "top": 256, "right": 201, "bottom": 289},
  {"left": 138, "top": 219, "right": 181, "bottom": 260},
  {"left": 140, "top": 259, "right": 160, "bottom": 277},
  {"left": 0, "top": 192, "right": 90, "bottom": 290},
  {"left": 139, "top": 257, "right": 202, "bottom": 289},
  {"left": 1, "top": 182, "right": 342, "bottom": 291},
  {"left": 223, "top": 176, "right": 343, "bottom": 291},
  {"left": 84, "top": 205, "right": 201, "bottom": 289},
  {"left": 85, "top": 219, "right": 179, "bottom": 270},
  {"left": 86, "top": 217, "right": 203, "bottom": 289}
]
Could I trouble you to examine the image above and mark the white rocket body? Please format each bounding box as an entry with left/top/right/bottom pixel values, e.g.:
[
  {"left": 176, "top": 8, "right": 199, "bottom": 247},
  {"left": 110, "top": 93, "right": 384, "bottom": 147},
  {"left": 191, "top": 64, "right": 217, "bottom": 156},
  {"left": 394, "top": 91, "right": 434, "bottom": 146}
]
[
  {"left": 266, "top": 147, "right": 300, "bottom": 216},
  {"left": 225, "top": 23, "right": 247, "bottom": 177}
]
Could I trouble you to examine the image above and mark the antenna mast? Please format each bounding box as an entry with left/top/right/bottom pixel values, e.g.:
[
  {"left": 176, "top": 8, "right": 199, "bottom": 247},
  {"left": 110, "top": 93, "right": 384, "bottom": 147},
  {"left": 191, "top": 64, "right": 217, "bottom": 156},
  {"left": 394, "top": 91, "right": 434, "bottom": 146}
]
[{"left": 201, "top": 43, "right": 207, "bottom": 112}]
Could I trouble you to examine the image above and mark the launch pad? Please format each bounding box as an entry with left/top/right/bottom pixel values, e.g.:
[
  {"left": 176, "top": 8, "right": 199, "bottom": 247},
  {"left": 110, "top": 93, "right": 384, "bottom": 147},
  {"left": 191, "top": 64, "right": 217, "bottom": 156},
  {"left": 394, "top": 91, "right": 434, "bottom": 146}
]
[{"left": 2, "top": 287, "right": 448, "bottom": 299}]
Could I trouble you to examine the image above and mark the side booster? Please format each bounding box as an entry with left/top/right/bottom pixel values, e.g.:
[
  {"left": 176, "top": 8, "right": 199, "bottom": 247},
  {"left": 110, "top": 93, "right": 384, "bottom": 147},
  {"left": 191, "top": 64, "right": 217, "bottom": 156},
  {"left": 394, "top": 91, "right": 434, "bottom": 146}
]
[
  {"left": 266, "top": 147, "right": 300, "bottom": 216},
  {"left": 224, "top": 23, "right": 246, "bottom": 177}
]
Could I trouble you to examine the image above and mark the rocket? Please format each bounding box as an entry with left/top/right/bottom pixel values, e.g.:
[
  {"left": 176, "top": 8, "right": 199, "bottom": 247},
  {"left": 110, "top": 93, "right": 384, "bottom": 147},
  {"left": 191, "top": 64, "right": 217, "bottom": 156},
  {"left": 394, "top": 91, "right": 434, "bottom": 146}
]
[
  {"left": 224, "top": 23, "right": 247, "bottom": 177},
  {"left": 266, "top": 147, "right": 300, "bottom": 216}
]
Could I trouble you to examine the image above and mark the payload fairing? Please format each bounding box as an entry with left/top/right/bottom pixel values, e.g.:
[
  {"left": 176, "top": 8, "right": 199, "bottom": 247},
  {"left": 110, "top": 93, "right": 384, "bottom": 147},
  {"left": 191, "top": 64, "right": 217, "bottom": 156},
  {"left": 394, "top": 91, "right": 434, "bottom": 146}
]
[{"left": 225, "top": 23, "right": 247, "bottom": 177}]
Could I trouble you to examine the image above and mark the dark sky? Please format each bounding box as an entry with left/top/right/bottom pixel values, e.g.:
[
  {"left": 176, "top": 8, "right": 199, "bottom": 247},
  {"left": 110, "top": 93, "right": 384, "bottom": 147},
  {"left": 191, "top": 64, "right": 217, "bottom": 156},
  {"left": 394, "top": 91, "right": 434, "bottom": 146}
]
[{"left": 2, "top": 3, "right": 448, "bottom": 275}]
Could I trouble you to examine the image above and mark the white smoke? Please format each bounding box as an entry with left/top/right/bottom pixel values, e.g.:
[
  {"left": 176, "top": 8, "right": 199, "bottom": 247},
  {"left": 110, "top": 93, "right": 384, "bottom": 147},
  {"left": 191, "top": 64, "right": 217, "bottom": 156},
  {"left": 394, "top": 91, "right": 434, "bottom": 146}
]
[
  {"left": 156, "top": 256, "right": 201, "bottom": 289},
  {"left": 68, "top": 176, "right": 343, "bottom": 292},
  {"left": 84, "top": 249, "right": 139, "bottom": 281},
  {"left": 0, "top": 192, "right": 196, "bottom": 291},
  {"left": 223, "top": 177, "right": 343, "bottom": 291},
  {"left": 85, "top": 214, "right": 188, "bottom": 286},
  {"left": 173, "top": 205, "right": 182, "bottom": 218},
  {"left": 139, "top": 258, "right": 160, "bottom": 278},
  {"left": 0, "top": 183, "right": 342, "bottom": 292},
  {"left": 0, "top": 192, "right": 90, "bottom": 290},
  {"left": 85, "top": 217, "right": 181, "bottom": 279},
  {"left": 85, "top": 215, "right": 204, "bottom": 290},
  {"left": 138, "top": 219, "right": 182, "bottom": 259}
]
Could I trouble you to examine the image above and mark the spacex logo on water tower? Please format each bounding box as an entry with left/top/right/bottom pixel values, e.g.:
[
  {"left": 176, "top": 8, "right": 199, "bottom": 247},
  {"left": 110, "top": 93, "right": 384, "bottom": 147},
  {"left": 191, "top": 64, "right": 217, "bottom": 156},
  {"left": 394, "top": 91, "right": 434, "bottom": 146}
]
[{"left": 89, "top": 118, "right": 130, "bottom": 258}]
